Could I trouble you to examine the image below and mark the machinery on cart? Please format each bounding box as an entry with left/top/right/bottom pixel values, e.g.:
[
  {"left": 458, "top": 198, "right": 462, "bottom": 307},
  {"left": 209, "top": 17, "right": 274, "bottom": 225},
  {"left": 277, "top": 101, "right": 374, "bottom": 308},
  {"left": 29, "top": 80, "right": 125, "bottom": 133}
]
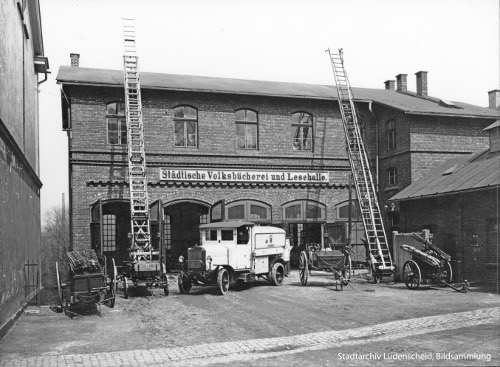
[
  {"left": 401, "top": 233, "right": 471, "bottom": 292},
  {"left": 327, "top": 48, "right": 394, "bottom": 283},
  {"left": 119, "top": 19, "right": 168, "bottom": 297},
  {"left": 299, "top": 243, "right": 352, "bottom": 290},
  {"left": 55, "top": 250, "right": 116, "bottom": 317}
]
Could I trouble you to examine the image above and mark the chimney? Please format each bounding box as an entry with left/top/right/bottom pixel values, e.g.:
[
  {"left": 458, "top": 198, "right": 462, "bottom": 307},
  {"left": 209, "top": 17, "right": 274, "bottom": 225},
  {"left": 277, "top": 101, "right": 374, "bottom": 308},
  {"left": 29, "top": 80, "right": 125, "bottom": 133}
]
[
  {"left": 415, "top": 71, "right": 428, "bottom": 97},
  {"left": 70, "top": 53, "right": 80, "bottom": 67},
  {"left": 488, "top": 89, "right": 500, "bottom": 110},
  {"left": 384, "top": 80, "right": 396, "bottom": 90},
  {"left": 396, "top": 74, "right": 407, "bottom": 92}
]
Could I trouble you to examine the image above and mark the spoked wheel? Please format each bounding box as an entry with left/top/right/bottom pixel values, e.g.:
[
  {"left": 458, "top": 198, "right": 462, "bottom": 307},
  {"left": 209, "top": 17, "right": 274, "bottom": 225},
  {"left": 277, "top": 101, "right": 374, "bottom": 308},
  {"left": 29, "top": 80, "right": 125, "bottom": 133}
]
[
  {"left": 437, "top": 261, "right": 453, "bottom": 287},
  {"left": 299, "top": 251, "right": 309, "bottom": 286},
  {"left": 178, "top": 273, "right": 191, "bottom": 294},
  {"left": 342, "top": 254, "right": 352, "bottom": 286},
  {"left": 403, "top": 260, "right": 421, "bottom": 290},
  {"left": 269, "top": 263, "right": 284, "bottom": 286},
  {"left": 55, "top": 261, "right": 65, "bottom": 313},
  {"left": 123, "top": 277, "right": 129, "bottom": 299},
  {"left": 109, "top": 258, "right": 117, "bottom": 307},
  {"left": 217, "top": 268, "right": 230, "bottom": 295}
]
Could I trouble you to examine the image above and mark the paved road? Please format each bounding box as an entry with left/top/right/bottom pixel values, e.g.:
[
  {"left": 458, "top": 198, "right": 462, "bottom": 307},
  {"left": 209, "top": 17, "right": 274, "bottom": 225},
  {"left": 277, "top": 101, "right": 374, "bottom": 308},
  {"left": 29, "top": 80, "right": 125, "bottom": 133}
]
[{"left": 1, "top": 307, "right": 498, "bottom": 366}]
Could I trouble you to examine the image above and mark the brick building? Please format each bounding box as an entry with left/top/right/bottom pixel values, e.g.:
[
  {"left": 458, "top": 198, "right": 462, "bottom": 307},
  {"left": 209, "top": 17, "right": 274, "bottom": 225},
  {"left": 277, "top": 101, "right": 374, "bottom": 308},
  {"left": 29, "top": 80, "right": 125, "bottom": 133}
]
[
  {"left": 0, "top": 0, "right": 49, "bottom": 336},
  {"left": 56, "top": 57, "right": 499, "bottom": 270},
  {"left": 390, "top": 118, "right": 500, "bottom": 289}
]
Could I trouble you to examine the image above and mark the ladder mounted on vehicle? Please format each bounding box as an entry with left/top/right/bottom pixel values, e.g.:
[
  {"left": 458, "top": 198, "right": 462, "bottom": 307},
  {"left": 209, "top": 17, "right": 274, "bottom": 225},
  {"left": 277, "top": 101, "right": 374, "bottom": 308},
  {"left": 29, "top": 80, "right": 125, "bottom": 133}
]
[
  {"left": 326, "top": 48, "right": 394, "bottom": 275},
  {"left": 122, "top": 18, "right": 153, "bottom": 260}
]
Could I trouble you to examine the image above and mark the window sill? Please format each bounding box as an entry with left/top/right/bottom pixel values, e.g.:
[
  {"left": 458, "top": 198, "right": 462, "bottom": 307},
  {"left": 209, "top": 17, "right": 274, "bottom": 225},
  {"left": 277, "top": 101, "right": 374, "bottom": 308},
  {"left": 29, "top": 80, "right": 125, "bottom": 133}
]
[{"left": 384, "top": 186, "right": 399, "bottom": 192}]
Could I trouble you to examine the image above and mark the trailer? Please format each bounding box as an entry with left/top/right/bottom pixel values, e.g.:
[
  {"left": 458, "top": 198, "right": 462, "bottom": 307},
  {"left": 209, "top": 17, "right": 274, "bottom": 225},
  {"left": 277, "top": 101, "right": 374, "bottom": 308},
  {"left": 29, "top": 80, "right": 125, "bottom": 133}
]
[
  {"left": 56, "top": 250, "right": 116, "bottom": 318},
  {"left": 298, "top": 243, "right": 352, "bottom": 290},
  {"left": 401, "top": 233, "right": 471, "bottom": 292}
]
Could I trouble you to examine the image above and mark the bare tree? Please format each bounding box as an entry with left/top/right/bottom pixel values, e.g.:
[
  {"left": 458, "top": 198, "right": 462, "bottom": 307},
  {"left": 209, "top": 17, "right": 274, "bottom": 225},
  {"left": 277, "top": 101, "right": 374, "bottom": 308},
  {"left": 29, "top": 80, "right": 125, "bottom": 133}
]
[{"left": 40, "top": 205, "right": 69, "bottom": 305}]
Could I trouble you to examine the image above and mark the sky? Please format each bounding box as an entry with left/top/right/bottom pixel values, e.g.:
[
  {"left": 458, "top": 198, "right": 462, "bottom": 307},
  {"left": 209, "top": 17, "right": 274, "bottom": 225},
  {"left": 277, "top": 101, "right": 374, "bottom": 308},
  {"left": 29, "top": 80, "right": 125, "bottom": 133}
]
[{"left": 37, "top": 0, "right": 499, "bottom": 219}]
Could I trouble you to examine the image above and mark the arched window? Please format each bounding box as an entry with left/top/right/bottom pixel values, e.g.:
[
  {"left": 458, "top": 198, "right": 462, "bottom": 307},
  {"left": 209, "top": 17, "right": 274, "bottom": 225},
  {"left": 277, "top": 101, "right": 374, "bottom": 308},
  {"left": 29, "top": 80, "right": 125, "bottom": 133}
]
[
  {"left": 225, "top": 200, "right": 271, "bottom": 222},
  {"left": 335, "top": 200, "right": 361, "bottom": 221},
  {"left": 106, "top": 102, "right": 126, "bottom": 145},
  {"left": 282, "top": 200, "right": 325, "bottom": 221},
  {"left": 291, "top": 112, "right": 313, "bottom": 151},
  {"left": 174, "top": 105, "right": 198, "bottom": 147},
  {"left": 235, "top": 109, "right": 258, "bottom": 149}
]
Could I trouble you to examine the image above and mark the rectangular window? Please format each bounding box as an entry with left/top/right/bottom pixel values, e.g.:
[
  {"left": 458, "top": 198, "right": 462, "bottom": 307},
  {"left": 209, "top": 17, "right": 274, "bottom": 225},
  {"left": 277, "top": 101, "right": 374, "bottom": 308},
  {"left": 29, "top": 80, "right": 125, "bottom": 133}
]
[
  {"left": 236, "top": 109, "right": 258, "bottom": 150},
  {"left": 221, "top": 230, "right": 234, "bottom": 241},
  {"left": 388, "top": 167, "right": 398, "bottom": 186},
  {"left": 174, "top": 106, "right": 198, "bottom": 147},
  {"left": 102, "top": 214, "right": 116, "bottom": 252},
  {"left": 387, "top": 120, "right": 396, "bottom": 150},
  {"left": 292, "top": 112, "right": 313, "bottom": 151},
  {"left": 209, "top": 230, "right": 217, "bottom": 241}
]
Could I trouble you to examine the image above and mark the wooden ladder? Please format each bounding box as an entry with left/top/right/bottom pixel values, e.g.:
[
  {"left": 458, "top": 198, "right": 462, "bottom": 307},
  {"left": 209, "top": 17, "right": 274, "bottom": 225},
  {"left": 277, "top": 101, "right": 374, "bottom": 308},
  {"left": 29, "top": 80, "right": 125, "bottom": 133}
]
[
  {"left": 122, "top": 18, "right": 152, "bottom": 256},
  {"left": 327, "top": 48, "right": 394, "bottom": 273}
]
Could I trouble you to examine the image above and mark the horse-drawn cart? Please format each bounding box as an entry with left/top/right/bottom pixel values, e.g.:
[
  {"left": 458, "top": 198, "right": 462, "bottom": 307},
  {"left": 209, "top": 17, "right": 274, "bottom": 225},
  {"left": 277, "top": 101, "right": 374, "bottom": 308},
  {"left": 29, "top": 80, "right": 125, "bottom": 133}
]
[
  {"left": 298, "top": 243, "right": 352, "bottom": 290},
  {"left": 401, "top": 233, "right": 470, "bottom": 292},
  {"left": 56, "top": 250, "right": 117, "bottom": 317}
]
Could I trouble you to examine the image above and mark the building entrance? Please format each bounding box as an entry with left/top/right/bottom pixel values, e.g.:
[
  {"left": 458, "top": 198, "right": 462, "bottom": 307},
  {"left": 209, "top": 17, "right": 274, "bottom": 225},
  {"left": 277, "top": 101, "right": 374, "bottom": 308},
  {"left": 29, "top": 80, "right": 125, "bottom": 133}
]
[{"left": 163, "top": 201, "right": 210, "bottom": 271}]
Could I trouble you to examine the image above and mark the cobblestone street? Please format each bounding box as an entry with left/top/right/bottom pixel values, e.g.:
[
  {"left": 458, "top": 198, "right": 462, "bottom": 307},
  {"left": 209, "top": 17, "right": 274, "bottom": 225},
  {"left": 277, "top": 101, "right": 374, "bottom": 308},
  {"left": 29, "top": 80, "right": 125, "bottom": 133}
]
[{"left": 1, "top": 271, "right": 499, "bottom": 366}]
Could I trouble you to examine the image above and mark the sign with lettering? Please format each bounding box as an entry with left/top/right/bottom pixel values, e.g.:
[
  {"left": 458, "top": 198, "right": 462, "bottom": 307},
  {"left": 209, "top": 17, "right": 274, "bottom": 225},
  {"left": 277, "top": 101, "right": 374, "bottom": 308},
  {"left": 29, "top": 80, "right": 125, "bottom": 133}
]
[
  {"left": 211, "top": 199, "right": 225, "bottom": 222},
  {"left": 159, "top": 168, "right": 329, "bottom": 184}
]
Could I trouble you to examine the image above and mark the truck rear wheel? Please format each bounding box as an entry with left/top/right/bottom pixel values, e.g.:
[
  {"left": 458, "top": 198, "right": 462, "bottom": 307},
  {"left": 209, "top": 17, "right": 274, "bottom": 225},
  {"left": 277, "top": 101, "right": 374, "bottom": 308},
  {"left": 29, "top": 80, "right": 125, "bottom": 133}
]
[
  {"left": 269, "top": 263, "right": 284, "bottom": 286},
  {"left": 217, "top": 268, "right": 230, "bottom": 295}
]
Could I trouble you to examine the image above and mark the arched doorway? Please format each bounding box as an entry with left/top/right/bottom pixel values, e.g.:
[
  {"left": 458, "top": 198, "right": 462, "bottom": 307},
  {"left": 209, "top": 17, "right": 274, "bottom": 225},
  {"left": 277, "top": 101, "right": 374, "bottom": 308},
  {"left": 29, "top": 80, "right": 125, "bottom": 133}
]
[
  {"left": 163, "top": 201, "right": 210, "bottom": 270},
  {"left": 90, "top": 199, "right": 131, "bottom": 269}
]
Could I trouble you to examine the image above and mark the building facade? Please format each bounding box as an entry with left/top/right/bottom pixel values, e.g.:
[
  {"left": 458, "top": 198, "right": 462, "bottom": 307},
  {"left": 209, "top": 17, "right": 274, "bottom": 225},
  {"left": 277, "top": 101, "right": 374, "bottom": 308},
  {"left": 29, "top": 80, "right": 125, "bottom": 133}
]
[
  {"left": 390, "top": 119, "right": 500, "bottom": 290},
  {"left": 56, "top": 58, "right": 499, "bottom": 271},
  {"left": 0, "top": 0, "right": 49, "bottom": 336}
]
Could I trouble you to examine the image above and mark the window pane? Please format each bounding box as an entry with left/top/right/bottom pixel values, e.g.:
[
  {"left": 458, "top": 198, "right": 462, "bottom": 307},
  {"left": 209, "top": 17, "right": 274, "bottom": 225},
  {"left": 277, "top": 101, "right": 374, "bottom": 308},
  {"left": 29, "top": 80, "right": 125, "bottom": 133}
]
[
  {"left": 221, "top": 230, "right": 233, "bottom": 241},
  {"left": 117, "top": 102, "right": 125, "bottom": 115},
  {"left": 210, "top": 230, "right": 217, "bottom": 241},
  {"left": 250, "top": 205, "right": 267, "bottom": 219},
  {"left": 306, "top": 204, "right": 322, "bottom": 219},
  {"left": 174, "top": 107, "right": 184, "bottom": 118},
  {"left": 235, "top": 110, "right": 245, "bottom": 121},
  {"left": 184, "top": 106, "right": 197, "bottom": 119},
  {"left": 246, "top": 124, "right": 257, "bottom": 148},
  {"left": 300, "top": 113, "right": 312, "bottom": 124},
  {"left": 236, "top": 124, "right": 246, "bottom": 148},
  {"left": 246, "top": 110, "right": 257, "bottom": 122},
  {"left": 175, "top": 121, "right": 184, "bottom": 146},
  {"left": 108, "top": 118, "right": 118, "bottom": 132},
  {"left": 285, "top": 204, "right": 301, "bottom": 219},
  {"left": 236, "top": 136, "right": 246, "bottom": 149},
  {"left": 186, "top": 120, "right": 196, "bottom": 135},
  {"left": 107, "top": 103, "right": 116, "bottom": 115},
  {"left": 228, "top": 204, "right": 245, "bottom": 219}
]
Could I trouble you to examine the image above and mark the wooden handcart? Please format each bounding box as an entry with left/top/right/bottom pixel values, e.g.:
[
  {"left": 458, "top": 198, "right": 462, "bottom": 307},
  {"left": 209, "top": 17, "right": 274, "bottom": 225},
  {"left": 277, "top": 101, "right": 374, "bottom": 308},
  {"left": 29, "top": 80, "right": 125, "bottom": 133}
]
[
  {"left": 56, "top": 250, "right": 117, "bottom": 317},
  {"left": 298, "top": 243, "right": 352, "bottom": 290},
  {"left": 401, "top": 233, "right": 471, "bottom": 292}
]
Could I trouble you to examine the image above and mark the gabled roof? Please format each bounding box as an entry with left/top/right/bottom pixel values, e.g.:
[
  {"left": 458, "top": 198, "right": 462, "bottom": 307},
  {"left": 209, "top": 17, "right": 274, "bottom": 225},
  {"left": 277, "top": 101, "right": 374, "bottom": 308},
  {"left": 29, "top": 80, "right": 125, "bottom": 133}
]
[
  {"left": 56, "top": 66, "right": 500, "bottom": 119},
  {"left": 390, "top": 150, "right": 500, "bottom": 201}
]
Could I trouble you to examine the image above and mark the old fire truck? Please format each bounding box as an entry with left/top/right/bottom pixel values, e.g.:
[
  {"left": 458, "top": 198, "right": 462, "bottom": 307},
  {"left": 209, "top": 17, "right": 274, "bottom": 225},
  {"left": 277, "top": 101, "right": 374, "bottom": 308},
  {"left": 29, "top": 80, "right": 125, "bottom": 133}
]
[{"left": 178, "top": 221, "right": 292, "bottom": 295}]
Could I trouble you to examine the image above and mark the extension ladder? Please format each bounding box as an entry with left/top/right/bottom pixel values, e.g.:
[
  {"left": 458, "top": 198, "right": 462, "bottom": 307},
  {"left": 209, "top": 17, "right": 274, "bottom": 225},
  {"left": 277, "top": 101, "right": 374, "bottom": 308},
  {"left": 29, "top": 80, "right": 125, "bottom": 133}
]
[
  {"left": 122, "top": 18, "right": 152, "bottom": 258},
  {"left": 327, "top": 48, "right": 394, "bottom": 275}
]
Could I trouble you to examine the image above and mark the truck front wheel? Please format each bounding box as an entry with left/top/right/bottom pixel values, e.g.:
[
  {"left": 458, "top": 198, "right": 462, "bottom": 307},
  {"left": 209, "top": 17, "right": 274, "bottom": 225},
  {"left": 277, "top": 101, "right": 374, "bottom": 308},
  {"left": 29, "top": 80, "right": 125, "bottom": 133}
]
[
  {"left": 269, "top": 263, "right": 284, "bottom": 286},
  {"left": 217, "top": 268, "right": 230, "bottom": 295},
  {"left": 178, "top": 275, "right": 192, "bottom": 294}
]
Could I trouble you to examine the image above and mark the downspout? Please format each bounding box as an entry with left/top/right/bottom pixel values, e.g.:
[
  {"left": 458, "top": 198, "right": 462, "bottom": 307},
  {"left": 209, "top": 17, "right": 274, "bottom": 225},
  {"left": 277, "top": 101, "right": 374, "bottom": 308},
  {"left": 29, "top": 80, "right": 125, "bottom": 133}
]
[{"left": 368, "top": 101, "right": 379, "bottom": 193}]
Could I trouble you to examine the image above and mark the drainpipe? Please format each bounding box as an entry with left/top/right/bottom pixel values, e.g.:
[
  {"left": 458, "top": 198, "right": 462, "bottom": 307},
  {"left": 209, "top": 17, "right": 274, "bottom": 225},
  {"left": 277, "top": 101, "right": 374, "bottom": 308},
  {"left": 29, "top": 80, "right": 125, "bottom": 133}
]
[{"left": 368, "top": 101, "right": 379, "bottom": 193}]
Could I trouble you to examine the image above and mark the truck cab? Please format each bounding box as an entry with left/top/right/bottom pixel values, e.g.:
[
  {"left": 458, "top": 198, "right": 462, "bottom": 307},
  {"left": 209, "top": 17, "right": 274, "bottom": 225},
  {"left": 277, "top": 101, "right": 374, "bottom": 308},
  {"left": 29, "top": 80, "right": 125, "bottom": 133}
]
[{"left": 178, "top": 221, "right": 292, "bottom": 295}]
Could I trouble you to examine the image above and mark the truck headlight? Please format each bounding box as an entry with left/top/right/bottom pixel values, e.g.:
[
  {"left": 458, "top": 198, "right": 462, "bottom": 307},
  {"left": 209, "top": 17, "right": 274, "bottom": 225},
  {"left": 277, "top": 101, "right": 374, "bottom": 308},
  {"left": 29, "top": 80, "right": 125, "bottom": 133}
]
[{"left": 179, "top": 255, "right": 184, "bottom": 263}]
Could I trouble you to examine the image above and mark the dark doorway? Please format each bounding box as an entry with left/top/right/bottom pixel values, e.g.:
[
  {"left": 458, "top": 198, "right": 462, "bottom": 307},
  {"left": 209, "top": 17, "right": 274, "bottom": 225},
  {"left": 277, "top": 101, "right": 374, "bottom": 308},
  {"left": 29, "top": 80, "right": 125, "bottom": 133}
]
[{"left": 164, "top": 202, "right": 209, "bottom": 271}]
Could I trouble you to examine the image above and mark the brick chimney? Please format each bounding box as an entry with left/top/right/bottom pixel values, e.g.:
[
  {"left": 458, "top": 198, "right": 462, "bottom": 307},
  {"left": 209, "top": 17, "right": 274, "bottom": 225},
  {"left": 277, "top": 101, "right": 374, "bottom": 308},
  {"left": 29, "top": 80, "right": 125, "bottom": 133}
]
[
  {"left": 384, "top": 80, "right": 396, "bottom": 90},
  {"left": 70, "top": 53, "right": 80, "bottom": 67},
  {"left": 488, "top": 89, "right": 500, "bottom": 110},
  {"left": 415, "top": 71, "right": 428, "bottom": 97},
  {"left": 396, "top": 74, "right": 407, "bottom": 92}
]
